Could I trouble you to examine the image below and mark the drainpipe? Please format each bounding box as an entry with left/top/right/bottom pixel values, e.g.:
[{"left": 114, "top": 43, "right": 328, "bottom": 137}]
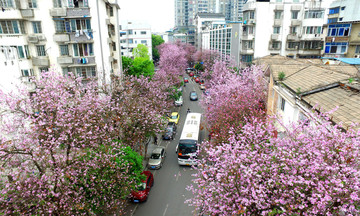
[{"left": 96, "top": 0, "right": 106, "bottom": 86}]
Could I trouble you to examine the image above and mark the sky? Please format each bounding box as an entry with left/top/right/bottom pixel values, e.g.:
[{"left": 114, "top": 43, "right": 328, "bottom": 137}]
[{"left": 118, "top": 0, "right": 175, "bottom": 33}]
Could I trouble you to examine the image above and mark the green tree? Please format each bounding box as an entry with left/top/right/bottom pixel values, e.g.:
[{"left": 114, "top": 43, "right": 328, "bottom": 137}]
[
  {"left": 152, "top": 34, "right": 165, "bottom": 63},
  {"left": 122, "top": 56, "right": 134, "bottom": 74},
  {"left": 132, "top": 44, "right": 150, "bottom": 59},
  {"left": 127, "top": 57, "right": 154, "bottom": 77}
]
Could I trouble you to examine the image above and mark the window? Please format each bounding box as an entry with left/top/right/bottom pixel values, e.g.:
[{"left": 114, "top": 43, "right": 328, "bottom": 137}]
[
  {"left": 72, "top": 43, "right": 93, "bottom": 56},
  {"left": 243, "top": 40, "right": 253, "bottom": 49},
  {"left": 241, "top": 55, "right": 253, "bottom": 63},
  {"left": 71, "top": 0, "right": 88, "bottom": 8},
  {"left": 355, "top": 45, "right": 360, "bottom": 54},
  {"left": 329, "top": 7, "right": 339, "bottom": 15},
  {"left": 128, "top": 30, "right": 133, "bottom": 35},
  {"left": 55, "top": 20, "right": 65, "bottom": 33},
  {"left": 248, "top": 26, "right": 254, "bottom": 35},
  {"left": 303, "top": 26, "right": 322, "bottom": 34},
  {"left": 112, "top": 42, "right": 116, "bottom": 51},
  {"left": 280, "top": 97, "right": 285, "bottom": 111},
  {"left": 327, "top": 24, "right": 351, "bottom": 37},
  {"left": 301, "top": 41, "right": 322, "bottom": 50},
  {"left": 73, "top": 67, "right": 96, "bottom": 78},
  {"left": 17, "top": 46, "right": 25, "bottom": 59},
  {"left": 36, "top": 45, "right": 46, "bottom": 56},
  {"left": 327, "top": 18, "right": 338, "bottom": 24},
  {"left": 324, "top": 42, "right": 347, "bottom": 54},
  {"left": 290, "top": 27, "right": 297, "bottom": 34},
  {"left": 272, "top": 41, "right": 280, "bottom": 49},
  {"left": 291, "top": 11, "right": 299, "bottom": 19},
  {"left": 141, "top": 40, "right": 147, "bottom": 44},
  {"left": 53, "top": 0, "right": 61, "bottom": 7},
  {"left": 288, "top": 42, "right": 299, "bottom": 49},
  {"left": 39, "top": 67, "right": 49, "bottom": 73},
  {"left": 62, "top": 67, "right": 70, "bottom": 77},
  {"left": 28, "top": 0, "right": 37, "bottom": 8},
  {"left": 339, "top": 17, "right": 343, "bottom": 21},
  {"left": 24, "top": 45, "right": 30, "bottom": 58},
  {"left": 70, "top": 19, "right": 91, "bottom": 31},
  {"left": 21, "top": 69, "right": 33, "bottom": 77},
  {"left": 341, "top": 6, "right": 345, "bottom": 11},
  {"left": 59, "top": 45, "right": 69, "bottom": 56},
  {"left": 304, "top": 10, "right": 324, "bottom": 19},
  {"left": 109, "top": 6, "right": 113, "bottom": 16},
  {"left": 32, "top": 21, "right": 42, "bottom": 33},
  {"left": 0, "top": 0, "right": 14, "bottom": 8},
  {"left": 140, "top": 31, "right": 146, "bottom": 35},
  {"left": 128, "top": 39, "right": 133, "bottom": 44},
  {"left": 0, "top": 20, "right": 23, "bottom": 34},
  {"left": 274, "top": 11, "right": 282, "bottom": 19},
  {"left": 273, "top": 27, "right": 280, "bottom": 34}
]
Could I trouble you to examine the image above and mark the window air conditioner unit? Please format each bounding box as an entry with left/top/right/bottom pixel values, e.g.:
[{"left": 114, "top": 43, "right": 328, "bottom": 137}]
[
  {"left": 298, "top": 34, "right": 302, "bottom": 38},
  {"left": 38, "top": 35, "right": 46, "bottom": 41}
]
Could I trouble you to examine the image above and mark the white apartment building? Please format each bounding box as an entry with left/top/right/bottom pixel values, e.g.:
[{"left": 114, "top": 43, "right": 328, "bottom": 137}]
[
  {"left": 202, "top": 22, "right": 242, "bottom": 65},
  {"left": 194, "top": 13, "right": 226, "bottom": 50},
  {"left": 242, "top": 0, "right": 334, "bottom": 64},
  {"left": 119, "top": 21, "right": 152, "bottom": 60},
  {"left": 0, "top": 0, "right": 122, "bottom": 91}
]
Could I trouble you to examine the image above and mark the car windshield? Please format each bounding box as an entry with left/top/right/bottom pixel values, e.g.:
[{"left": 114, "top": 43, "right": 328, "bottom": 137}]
[
  {"left": 151, "top": 153, "right": 160, "bottom": 159},
  {"left": 166, "top": 127, "right": 173, "bottom": 132},
  {"left": 191, "top": 92, "right": 197, "bottom": 96},
  {"left": 137, "top": 182, "right": 146, "bottom": 191},
  {"left": 171, "top": 115, "right": 178, "bottom": 119}
]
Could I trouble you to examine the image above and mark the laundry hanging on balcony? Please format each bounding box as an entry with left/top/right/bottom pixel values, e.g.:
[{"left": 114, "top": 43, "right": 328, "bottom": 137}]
[{"left": 77, "top": 58, "right": 88, "bottom": 64}]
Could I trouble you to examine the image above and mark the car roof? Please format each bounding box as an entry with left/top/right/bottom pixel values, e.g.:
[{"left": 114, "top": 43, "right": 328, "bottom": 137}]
[
  {"left": 152, "top": 146, "right": 165, "bottom": 154},
  {"left": 171, "top": 112, "right": 178, "bottom": 115}
]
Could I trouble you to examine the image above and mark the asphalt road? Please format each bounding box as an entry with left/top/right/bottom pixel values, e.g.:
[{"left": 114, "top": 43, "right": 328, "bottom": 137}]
[{"left": 131, "top": 74, "right": 206, "bottom": 216}]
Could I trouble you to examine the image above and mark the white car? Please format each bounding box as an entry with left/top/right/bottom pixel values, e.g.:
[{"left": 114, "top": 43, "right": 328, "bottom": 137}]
[
  {"left": 148, "top": 146, "right": 166, "bottom": 169},
  {"left": 175, "top": 96, "right": 183, "bottom": 106}
]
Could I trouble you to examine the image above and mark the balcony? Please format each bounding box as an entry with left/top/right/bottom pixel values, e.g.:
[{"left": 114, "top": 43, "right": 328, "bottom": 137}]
[
  {"left": 271, "top": 34, "right": 280, "bottom": 40},
  {"left": 241, "top": 49, "right": 254, "bottom": 55},
  {"left": 20, "top": 9, "right": 34, "bottom": 18},
  {"left": 287, "top": 34, "right": 300, "bottom": 41},
  {"left": 66, "top": 8, "right": 90, "bottom": 17},
  {"left": 107, "top": 37, "right": 113, "bottom": 44},
  {"left": 27, "top": 35, "right": 39, "bottom": 43},
  {"left": 54, "top": 34, "right": 70, "bottom": 42},
  {"left": 274, "top": 19, "right": 282, "bottom": 26},
  {"left": 50, "top": 8, "right": 67, "bottom": 16},
  {"left": 106, "top": 19, "right": 111, "bottom": 25},
  {"left": 245, "top": 19, "right": 255, "bottom": 25},
  {"left": 241, "top": 34, "right": 254, "bottom": 41},
  {"left": 291, "top": 5, "right": 301, "bottom": 11},
  {"left": 21, "top": 77, "right": 36, "bottom": 91},
  {"left": 291, "top": 20, "right": 302, "bottom": 26},
  {"left": 69, "top": 30, "right": 93, "bottom": 42},
  {"left": 32, "top": 57, "right": 49, "bottom": 66},
  {"left": 275, "top": 5, "right": 284, "bottom": 10},
  {"left": 57, "top": 56, "right": 73, "bottom": 64},
  {"left": 72, "top": 56, "right": 96, "bottom": 65}
]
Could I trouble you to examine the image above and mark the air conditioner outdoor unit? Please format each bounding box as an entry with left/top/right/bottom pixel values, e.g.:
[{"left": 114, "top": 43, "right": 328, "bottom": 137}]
[
  {"left": 354, "top": 55, "right": 360, "bottom": 58},
  {"left": 38, "top": 35, "right": 46, "bottom": 41},
  {"left": 298, "top": 34, "right": 302, "bottom": 38},
  {"left": 249, "top": 20, "right": 254, "bottom": 24}
]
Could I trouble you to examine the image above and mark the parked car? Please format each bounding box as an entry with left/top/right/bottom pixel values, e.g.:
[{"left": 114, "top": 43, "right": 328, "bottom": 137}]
[
  {"left": 195, "top": 77, "right": 200, "bottom": 83},
  {"left": 163, "top": 122, "right": 177, "bottom": 140},
  {"left": 148, "top": 146, "right": 166, "bottom": 169},
  {"left": 189, "top": 91, "right": 198, "bottom": 101},
  {"left": 168, "top": 112, "right": 180, "bottom": 124},
  {"left": 200, "top": 84, "right": 206, "bottom": 90},
  {"left": 175, "top": 96, "right": 183, "bottom": 106},
  {"left": 130, "top": 171, "right": 154, "bottom": 203},
  {"left": 189, "top": 72, "right": 194, "bottom": 77},
  {"left": 184, "top": 77, "right": 189, "bottom": 83},
  {"left": 199, "top": 80, "right": 205, "bottom": 85}
]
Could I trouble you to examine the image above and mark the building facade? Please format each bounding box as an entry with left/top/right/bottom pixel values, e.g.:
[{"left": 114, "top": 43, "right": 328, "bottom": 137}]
[
  {"left": 0, "top": 0, "right": 121, "bottom": 91},
  {"left": 322, "top": 0, "right": 360, "bottom": 58},
  {"left": 119, "top": 21, "right": 152, "bottom": 59},
  {"left": 194, "top": 13, "right": 226, "bottom": 49},
  {"left": 242, "top": 0, "right": 333, "bottom": 64},
  {"left": 216, "top": 0, "right": 246, "bottom": 22}
]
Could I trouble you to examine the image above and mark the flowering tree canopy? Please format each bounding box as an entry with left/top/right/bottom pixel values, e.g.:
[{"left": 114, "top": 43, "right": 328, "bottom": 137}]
[
  {"left": 157, "top": 42, "right": 188, "bottom": 78},
  {"left": 0, "top": 72, "right": 142, "bottom": 215}
]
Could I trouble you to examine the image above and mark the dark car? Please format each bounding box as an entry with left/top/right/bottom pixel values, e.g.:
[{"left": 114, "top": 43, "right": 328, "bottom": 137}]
[
  {"left": 189, "top": 91, "right": 198, "bottom": 101},
  {"left": 131, "top": 171, "right": 154, "bottom": 203},
  {"left": 162, "top": 122, "right": 177, "bottom": 140}
]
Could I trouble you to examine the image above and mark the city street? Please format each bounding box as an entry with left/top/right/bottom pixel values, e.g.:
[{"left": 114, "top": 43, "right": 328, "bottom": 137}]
[{"left": 130, "top": 74, "right": 207, "bottom": 216}]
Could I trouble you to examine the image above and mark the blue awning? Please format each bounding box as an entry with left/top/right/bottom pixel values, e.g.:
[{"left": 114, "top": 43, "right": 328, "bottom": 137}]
[{"left": 321, "top": 57, "right": 360, "bottom": 65}]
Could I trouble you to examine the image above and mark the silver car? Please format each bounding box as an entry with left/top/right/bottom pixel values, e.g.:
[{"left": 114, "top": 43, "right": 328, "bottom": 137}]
[{"left": 148, "top": 146, "right": 166, "bottom": 169}]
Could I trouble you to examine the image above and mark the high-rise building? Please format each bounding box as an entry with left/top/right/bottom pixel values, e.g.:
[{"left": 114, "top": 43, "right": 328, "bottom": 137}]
[
  {"left": 216, "top": 0, "right": 246, "bottom": 22},
  {"left": 0, "top": 0, "right": 122, "bottom": 92}
]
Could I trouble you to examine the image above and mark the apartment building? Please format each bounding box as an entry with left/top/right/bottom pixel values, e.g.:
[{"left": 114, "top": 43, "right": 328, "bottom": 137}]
[
  {"left": 119, "top": 21, "right": 152, "bottom": 59},
  {"left": 0, "top": 0, "right": 121, "bottom": 91},
  {"left": 217, "top": 0, "right": 246, "bottom": 22},
  {"left": 241, "top": 0, "right": 333, "bottom": 64},
  {"left": 322, "top": 0, "right": 360, "bottom": 58},
  {"left": 194, "top": 12, "right": 225, "bottom": 49}
]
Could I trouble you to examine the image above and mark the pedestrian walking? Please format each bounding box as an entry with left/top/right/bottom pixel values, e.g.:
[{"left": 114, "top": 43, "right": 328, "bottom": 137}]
[{"left": 154, "top": 136, "right": 158, "bottom": 145}]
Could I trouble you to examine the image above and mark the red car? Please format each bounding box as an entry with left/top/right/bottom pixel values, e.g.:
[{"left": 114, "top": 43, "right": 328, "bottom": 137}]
[
  {"left": 195, "top": 77, "right": 200, "bottom": 83},
  {"left": 199, "top": 80, "right": 205, "bottom": 85},
  {"left": 131, "top": 171, "right": 154, "bottom": 203},
  {"left": 184, "top": 77, "right": 189, "bottom": 83},
  {"left": 189, "top": 72, "right": 194, "bottom": 77}
]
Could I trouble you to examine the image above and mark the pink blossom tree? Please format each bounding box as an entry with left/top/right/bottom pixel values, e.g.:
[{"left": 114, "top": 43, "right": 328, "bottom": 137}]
[
  {"left": 157, "top": 42, "right": 188, "bottom": 78},
  {"left": 188, "top": 115, "right": 360, "bottom": 215},
  {"left": 0, "top": 72, "right": 141, "bottom": 215}
]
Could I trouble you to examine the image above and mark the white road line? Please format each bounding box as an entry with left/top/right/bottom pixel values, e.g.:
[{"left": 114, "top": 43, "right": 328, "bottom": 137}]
[
  {"left": 165, "top": 142, "right": 169, "bottom": 149},
  {"left": 176, "top": 171, "right": 180, "bottom": 182},
  {"left": 131, "top": 205, "right": 138, "bottom": 216},
  {"left": 154, "top": 170, "right": 157, "bottom": 176},
  {"left": 163, "top": 204, "right": 169, "bottom": 216}
]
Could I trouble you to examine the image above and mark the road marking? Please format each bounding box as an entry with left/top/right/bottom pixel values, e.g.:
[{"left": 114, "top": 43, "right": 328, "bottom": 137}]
[
  {"left": 163, "top": 204, "right": 169, "bottom": 216},
  {"left": 154, "top": 170, "right": 157, "bottom": 176},
  {"left": 176, "top": 171, "right": 180, "bottom": 182},
  {"left": 131, "top": 205, "right": 138, "bottom": 216},
  {"left": 165, "top": 142, "right": 169, "bottom": 149}
]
